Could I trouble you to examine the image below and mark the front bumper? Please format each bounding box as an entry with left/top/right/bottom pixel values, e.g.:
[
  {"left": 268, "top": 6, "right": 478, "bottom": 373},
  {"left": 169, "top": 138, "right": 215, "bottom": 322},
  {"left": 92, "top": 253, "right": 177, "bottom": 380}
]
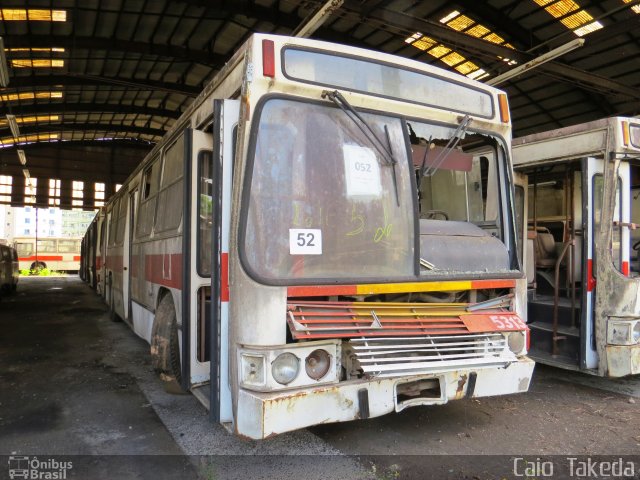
[
  {"left": 236, "top": 357, "right": 535, "bottom": 439},
  {"left": 606, "top": 345, "right": 640, "bottom": 377}
]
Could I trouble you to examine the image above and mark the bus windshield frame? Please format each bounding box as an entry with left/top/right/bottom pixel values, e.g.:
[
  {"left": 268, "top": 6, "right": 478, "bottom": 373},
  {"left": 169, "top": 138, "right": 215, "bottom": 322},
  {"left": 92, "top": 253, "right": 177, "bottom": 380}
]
[{"left": 239, "top": 94, "right": 515, "bottom": 285}]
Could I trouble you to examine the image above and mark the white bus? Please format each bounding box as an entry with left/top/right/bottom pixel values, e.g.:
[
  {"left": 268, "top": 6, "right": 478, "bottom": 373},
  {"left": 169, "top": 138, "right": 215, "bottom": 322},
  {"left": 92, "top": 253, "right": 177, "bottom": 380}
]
[
  {"left": 82, "top": 33, "right": 533, "bottom": 439},
  {"left": 513, "top": 117, "right": 640, "bottom": 377},
  {"left": 13, "top": 236, "right": 82, "bottom": 272}
]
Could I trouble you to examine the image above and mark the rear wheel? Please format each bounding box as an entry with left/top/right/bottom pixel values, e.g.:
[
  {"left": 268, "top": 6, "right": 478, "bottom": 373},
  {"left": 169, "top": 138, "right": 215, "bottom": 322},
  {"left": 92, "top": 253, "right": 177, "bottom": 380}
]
[{"left": 30, "top": 261, "right": 46, "bottom": 273}]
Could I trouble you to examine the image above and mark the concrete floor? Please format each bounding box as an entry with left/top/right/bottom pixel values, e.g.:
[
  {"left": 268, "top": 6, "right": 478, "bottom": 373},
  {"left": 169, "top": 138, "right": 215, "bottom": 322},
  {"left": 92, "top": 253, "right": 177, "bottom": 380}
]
[
  {"left": 2, "top": 276, "right": 640, "bottom": 480},
  {"left": 0, "top": 277, "right": 368, "bottom": 480}
]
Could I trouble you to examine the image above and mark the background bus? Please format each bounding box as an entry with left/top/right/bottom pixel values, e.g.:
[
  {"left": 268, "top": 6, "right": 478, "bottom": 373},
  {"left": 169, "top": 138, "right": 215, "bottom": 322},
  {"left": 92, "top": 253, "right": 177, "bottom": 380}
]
[
  {"left": 82, "top": 33, "right": 532, "bottom": 439},
  {"left": 13, "top": 237, "right": 82, "bottom": 272},
  {"left": 513, "top": 117, "right": 640, "bottom": 377}
]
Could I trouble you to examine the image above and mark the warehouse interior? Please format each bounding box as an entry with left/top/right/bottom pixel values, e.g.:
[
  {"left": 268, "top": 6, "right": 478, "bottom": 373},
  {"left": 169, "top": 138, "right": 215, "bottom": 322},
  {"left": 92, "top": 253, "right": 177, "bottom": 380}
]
[{"left": 0, "top": 0, "right": 638, "bottom": 208}]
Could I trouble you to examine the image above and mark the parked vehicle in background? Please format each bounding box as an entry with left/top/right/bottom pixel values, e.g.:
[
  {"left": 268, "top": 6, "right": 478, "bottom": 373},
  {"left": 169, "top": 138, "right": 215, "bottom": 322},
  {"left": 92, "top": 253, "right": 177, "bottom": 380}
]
[
  {"left": 0, "top": 244, "right": 19, "bottom": 293},
  {"left": 13, "top": 237, "right": 82, "bottom": 272},
  {"left": 82, "top": 33, "right": 532, "bottom": 439},
  {"left": 513, "top": 117, "right": 640, "bottom": 377}
]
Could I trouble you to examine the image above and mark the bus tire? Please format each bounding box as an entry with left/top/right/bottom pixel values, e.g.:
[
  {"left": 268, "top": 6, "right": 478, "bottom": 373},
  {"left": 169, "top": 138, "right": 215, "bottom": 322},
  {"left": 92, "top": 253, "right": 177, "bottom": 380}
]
[
  {"left": 153, "top": 294, "right": 185, "bottom": 394},
  {"left": 30, "top": 261, "right": 46, "bottom": 273}
]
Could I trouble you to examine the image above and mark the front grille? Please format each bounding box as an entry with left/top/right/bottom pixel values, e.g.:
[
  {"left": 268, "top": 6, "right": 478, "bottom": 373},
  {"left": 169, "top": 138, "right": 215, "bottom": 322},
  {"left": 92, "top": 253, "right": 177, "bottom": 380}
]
[{"left": 348, "top": 333, "right": 515, "bottom": 378}]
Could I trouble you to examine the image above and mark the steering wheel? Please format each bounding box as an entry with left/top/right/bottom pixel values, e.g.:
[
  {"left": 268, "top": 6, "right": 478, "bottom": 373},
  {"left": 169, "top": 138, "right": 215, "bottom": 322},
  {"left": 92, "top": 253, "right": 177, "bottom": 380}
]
[
  {"left": 633, "top": 239, "right": 640, "bottom": 251},
  {"left": 423, "top": 210, "right": 449, "bottom": 220}
]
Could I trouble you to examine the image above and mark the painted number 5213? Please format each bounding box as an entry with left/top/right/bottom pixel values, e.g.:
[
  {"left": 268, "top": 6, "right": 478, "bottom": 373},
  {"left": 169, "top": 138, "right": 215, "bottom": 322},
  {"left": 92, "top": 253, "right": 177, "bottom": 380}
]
[{"left": 489, "top": 314, "right": 526, "bottom": 330}]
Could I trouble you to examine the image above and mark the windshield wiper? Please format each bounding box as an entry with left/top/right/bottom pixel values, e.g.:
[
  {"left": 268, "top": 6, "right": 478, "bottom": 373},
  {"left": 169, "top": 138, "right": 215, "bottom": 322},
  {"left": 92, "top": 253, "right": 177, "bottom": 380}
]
[
  {"left": 321, "top": 89, "right": 395, "bottom": 167},
  {"left": 421, "top": 115, "right": 472, "bottom": 178},
  {"left": 322, "top": 89, "right": 400, "bottom": 205}
]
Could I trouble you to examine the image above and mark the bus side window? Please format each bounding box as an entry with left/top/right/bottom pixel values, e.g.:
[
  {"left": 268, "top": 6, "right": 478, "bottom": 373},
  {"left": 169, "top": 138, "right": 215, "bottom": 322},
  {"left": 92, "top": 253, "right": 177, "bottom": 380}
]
[
  {"left": 155, "top": 135, "right": 185, "bottom": 233},
  {"left": 198, "top": 150, "right": 214, "bottom": 276},
  {"left": 137, "top": 157, "right": 160, "bottom": 237}
]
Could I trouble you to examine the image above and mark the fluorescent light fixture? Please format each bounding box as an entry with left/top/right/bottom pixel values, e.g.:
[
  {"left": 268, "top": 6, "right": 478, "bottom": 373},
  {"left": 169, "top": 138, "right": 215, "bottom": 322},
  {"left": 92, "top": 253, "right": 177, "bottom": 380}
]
[
  {"left": 6, "top": 114, "right": 20, "bottom": 138},
  {"left": 0, "top": 37, "right": 9, "bottom": 87},
  {"left": 23, "top": 168, "right": 30, "bottom": 180},
  {"left": 487, "top": 38, "right": 585, "bottom": 86},
  {"left": 17, "top": 149, "right": 26, "bottom": 165}
]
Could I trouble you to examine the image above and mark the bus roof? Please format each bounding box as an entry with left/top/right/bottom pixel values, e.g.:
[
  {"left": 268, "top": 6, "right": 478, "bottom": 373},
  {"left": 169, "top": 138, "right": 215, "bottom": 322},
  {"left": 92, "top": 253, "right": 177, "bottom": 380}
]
[{"left": 512, "top": 116, "right": 640, "bottom": 168}]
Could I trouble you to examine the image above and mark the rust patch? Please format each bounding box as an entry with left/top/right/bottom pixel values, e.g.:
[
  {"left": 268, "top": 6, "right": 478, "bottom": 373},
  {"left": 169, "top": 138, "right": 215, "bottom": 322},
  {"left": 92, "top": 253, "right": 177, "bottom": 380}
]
[{"left": 456, "top": 374, "right": 468, "bottom": 399}]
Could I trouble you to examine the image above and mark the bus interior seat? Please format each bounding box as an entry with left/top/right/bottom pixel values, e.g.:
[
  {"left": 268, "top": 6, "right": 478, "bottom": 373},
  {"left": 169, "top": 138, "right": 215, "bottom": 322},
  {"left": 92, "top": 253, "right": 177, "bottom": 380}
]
[{"left": 534, "top": 227, "right": 557, "bottom": 268}]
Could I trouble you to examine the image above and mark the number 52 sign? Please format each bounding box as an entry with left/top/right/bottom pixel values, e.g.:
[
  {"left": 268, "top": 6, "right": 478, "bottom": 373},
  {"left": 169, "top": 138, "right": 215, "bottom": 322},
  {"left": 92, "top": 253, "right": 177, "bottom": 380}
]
[{"left": 289, "top": 229, "right": 323, "bottom": 255}]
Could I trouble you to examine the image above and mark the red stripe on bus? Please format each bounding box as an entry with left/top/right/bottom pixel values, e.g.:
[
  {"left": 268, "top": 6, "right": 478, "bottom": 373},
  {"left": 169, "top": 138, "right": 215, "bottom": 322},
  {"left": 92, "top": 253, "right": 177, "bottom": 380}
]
[
  {"left": 144, "top": 254, "right": 182, "bottom": 290},
  {"left": 587, "top": 259, "right": 596, "bottom": 292},
  {"left": 19, "top": 255, "right": 63, "bottom": 262},
  {"left": 622, "top": 261, "right": 630, "bottom": 277},
  {"left": 73, "top": 255, "right": 81, "bottom": 261},
  {"left": 470, "top": 279, "right": 516, "bottom": 289},
  {"left": 105, "top": 255, "right": 123, "bottom": 272},
  {"left": 221, "top": 253, "right": 229, "bottom": 302},
  {"left": 287, "top": 285, "right": 358, "bottom": 297}
]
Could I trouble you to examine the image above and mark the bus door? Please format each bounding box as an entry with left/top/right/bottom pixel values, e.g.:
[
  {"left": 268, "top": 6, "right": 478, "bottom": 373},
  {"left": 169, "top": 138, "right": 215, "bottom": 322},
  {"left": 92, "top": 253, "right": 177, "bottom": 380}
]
[
  {"left": 513, "top": 171, "right": 529, "bottom": 292},
  {"left": 206, "top": 100, "right": 240, "bottom": 423},
  {"left": 583, "top": 156, "right": 605, "bottom": 369},
  {"left": 591, "top": 157, "right": 631, "bottom": 372},
  {"left": 187, "top": 99, "right": 239, "bottom": 423}
]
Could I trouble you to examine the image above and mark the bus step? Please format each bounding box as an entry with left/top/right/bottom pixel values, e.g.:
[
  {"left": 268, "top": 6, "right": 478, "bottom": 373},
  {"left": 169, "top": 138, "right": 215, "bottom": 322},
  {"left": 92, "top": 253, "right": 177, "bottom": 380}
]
[
  {"left": 529, "top": 326, "right": 580, "bottom": 362},
  {"left": 528, "top": 321, "right": 580, "bottom": 337},
  {"left": 529, "top": 300, "right": 581, "bottom": 329}
]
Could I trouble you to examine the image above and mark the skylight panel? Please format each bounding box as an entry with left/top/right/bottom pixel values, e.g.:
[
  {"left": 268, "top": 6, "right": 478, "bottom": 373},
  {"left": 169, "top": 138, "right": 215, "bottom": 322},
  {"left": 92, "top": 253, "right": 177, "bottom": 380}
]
[
  {"left": 483, "top": 33, "right": 507, "bottom": 45},
  {"left": 404, "top": 10, "right": 520, "bottom": 80},
  {"left": 0, "top": 92, "right": 63, "bottom": 102},
  {"left": 623, "top": 0, "right": 640, "bottom": 14},
  {"left": 440, "top": 51, "right": 466, "bottom": 67},
  {"left": 445, "top": 13, "right": 475, "bottom": 32},
  {"left": 573, "top": 21, "right": 604, "bottom": 36},
  {"left": 0, "top": 115, "right": 60, "bottom": 127},
  {"left": 0, "top": 9, "right": 67, "bottom": 21},
  {"left": 454, "top": 61, "right": 480, "bottom": 75},
  {"left": 467, "top": 69, "right": 490, "bottom": 81},
  {"left": 465, "top": 25, "right": 491, "bottom": 38},
  {"left": 427, "top": 45, "right": 452, "bottom": 58},
  {"left": 0, "top": 133, "right": 60, "bottom": 147},
  {"left": 7, "top": 48, "right": 65, "bottom": 53},
  {"left": 11, "top": 59, "right": 65, "bottom": 68},
  {"left": 532, "top": 0, "right": 603, "bottom": 36}
]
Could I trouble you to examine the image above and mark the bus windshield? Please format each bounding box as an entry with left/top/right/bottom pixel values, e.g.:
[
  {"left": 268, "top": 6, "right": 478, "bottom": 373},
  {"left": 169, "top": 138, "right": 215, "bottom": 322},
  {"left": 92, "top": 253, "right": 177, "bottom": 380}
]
[
  {"left": 242, "top": 98, "right": 513, "bottom": 283},
  {"left": 242, "top": 97, "right": 415, "bottom": 282}
]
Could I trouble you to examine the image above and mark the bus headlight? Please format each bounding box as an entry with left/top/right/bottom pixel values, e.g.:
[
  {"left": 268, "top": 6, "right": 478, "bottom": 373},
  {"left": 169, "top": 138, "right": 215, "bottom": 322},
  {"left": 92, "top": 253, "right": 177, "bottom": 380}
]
[
  {"left": 305, "top": 349, "right": 331, "bottom": 380},
  {"left": 634, "top": 323, "right": 640, "bottom": 344},
  {"left": 507, "top": 332, "right": 526, "bottom": 355},
  {"left": 272, "top": 352, "right": 299, "bottom": 385},
  {"left": 239, "top": 340, "right": 339, "bottom": 391}
]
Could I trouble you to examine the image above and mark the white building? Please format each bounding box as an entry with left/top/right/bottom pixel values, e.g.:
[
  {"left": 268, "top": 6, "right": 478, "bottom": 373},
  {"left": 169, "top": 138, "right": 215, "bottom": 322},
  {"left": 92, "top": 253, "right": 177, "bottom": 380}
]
[{"left": 0, "top": 204, "right": 96, "bottom": 243}]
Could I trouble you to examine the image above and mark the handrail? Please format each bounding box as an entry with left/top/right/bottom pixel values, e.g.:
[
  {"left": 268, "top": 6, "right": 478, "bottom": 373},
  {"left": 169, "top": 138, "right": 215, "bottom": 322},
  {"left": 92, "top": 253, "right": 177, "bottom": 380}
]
[{"left": 552, "top": 239, "right": 574, "bottom": 356}]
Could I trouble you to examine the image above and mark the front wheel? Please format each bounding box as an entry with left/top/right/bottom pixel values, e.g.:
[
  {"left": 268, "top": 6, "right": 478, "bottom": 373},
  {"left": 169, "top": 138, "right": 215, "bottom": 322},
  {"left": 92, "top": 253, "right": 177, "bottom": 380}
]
[{"left": 153, "top": 294, "right": 186, "bottom": 393}]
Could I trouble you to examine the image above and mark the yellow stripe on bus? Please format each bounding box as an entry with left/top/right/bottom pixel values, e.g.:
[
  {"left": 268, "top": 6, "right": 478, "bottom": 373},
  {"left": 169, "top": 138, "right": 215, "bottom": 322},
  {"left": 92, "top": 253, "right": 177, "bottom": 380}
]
[{"left": 356, "top": 281, "right": 473, "bottom": 295}]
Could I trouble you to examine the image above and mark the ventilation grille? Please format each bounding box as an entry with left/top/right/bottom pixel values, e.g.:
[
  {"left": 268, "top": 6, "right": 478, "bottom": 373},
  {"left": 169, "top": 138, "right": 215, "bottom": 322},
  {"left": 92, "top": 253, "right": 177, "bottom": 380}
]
[{"left": 348, "top": 333, "right": 515, "bottom": 378}]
